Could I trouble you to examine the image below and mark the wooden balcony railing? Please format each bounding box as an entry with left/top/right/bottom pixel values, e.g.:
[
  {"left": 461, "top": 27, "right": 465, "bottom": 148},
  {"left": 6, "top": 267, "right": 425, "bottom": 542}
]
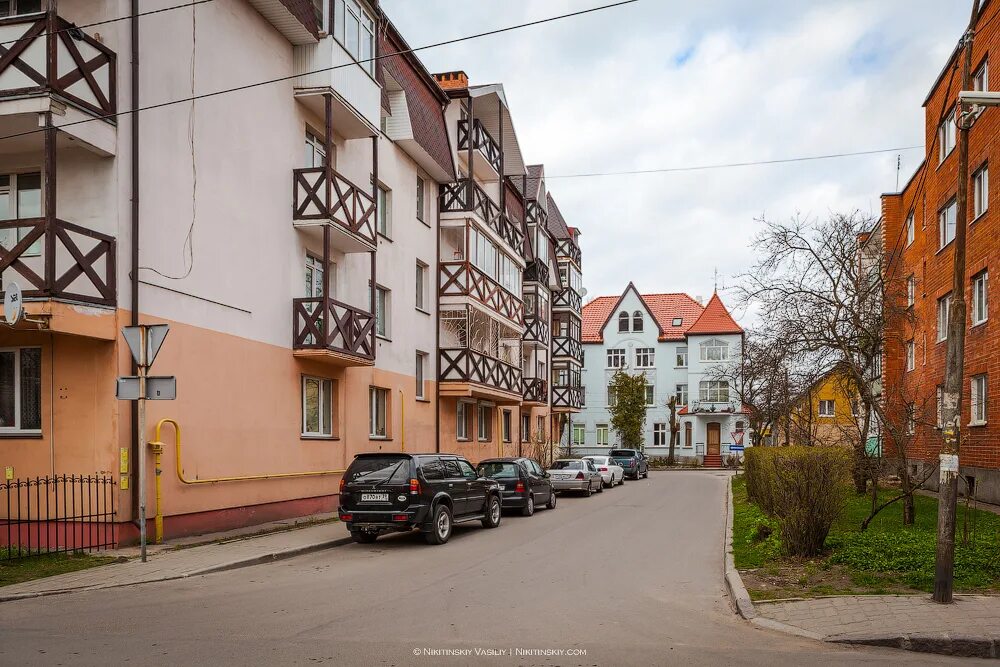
[
  {"left": 556, "top": 239, "right": 582, "bottom": 266},
  {"left": 523, "top": 257, "right": 549, "bottom": 285},
  {"left": 526, "top": 199, "right": 547, "bottom": 228},
  {"left": 553, "top": 288, "right": 582, "bottom": 312},
  {"left": 293, "top": 167, "right": 376, "bottom": 246},
  {"left": 439, "top": 348, "right": 521, "bottom": 395},
  {"left": 439, "top": 179, "right": 524, "bottom": 253},
  {"left": 0, "top": 217, "right": 115, "bottom": 306},
  {"left": 457, "top": 119, "right": 502, "bottom": 174},
  {"left": 522, "top": 377, "right": 547, "bottom": 404},
  {"left": 552, "top": 385, "right": 584, "bottom": 410},
  {"left": 522, "top": 315, "right": 549, "bottom": 345},
  {"left": 292, "top": 297, "right": 375, "bottom": 361},
  {"left": 553, "top": 335, "right": 583, "bottom": 364},
  {"left": 439, "top": 261, "right": 523, "bottom": 324},
  {"left": 0, "top": 14, "right": 117, "bottom": 117}
]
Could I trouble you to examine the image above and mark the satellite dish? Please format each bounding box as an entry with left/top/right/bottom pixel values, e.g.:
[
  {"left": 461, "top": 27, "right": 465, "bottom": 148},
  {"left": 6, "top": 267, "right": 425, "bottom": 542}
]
[
  {"left": 580, "top": 287, "right": 588, "bottom": 297},
  {"left": 4, "top": 282, "right": 22, "bottom": 326}
]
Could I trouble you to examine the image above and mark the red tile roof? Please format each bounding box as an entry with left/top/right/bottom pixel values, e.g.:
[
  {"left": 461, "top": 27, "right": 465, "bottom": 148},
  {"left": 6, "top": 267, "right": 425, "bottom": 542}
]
[
  {"left": 582, "top": 287, "right": 706, "bottom": 343},
  {"left": 685, "top": 292, "right": 744, "bottom": 336}
]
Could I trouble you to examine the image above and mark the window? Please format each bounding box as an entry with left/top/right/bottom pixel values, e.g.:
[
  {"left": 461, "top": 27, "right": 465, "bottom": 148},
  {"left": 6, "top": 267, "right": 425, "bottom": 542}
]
[
  {"left": 675, "top": 384, "right": 688, "bottom": 407},
  {"left": 369, "top": 387, "right": 388, "bottom": 438},
  {"left": 971, "top": 375, "right": 988, "bottom": 425},
  {"left": 937, "top": 293, "right": 952, "bottom": 342},
  {"left": 700, "top": 338, "right": 730, "bottom": 362},
  {"left": 415, "top": 261, "right": 427, "bottom": 311},
  {"left": 304, "top": 131, "right": 326, "bottom": 168},
  {"left": 607, "top": 386, "right": 618, "bottom": 407},
  {"left": 635, "top": 347, "right": 654, "bottom": 368},
  {"left": 0, "top": 172, "right": 43, "bottom": 257},
  {"left": 333, "top": 0, "right": 375, "bottom": 74},
  {"left": 974, "top": 165, "right": 989, "bottom": 219},
  {"left": 374, "top": 285, "right": 390, "bottom": 338},
  {"left": 972, "top": 271, "right": 989, "bottom": 325},
  {"left": 415, "top": 352, "right": 427, "bottom": 400},
  {"left": 302, "top": 376, "right": 334, "bottom": 437},
  {"left": 975, "top": 58, "right": 989, "bottom": 92},
  {"left": 906, "top": 402, "right": 916, "bottom": 435},
  {"left": 536, "top": 415, "right": 544, "bottom": 440},
  {"left": 0, "top": 1, "right": 43, "bottom": 18},
  {"left": 645, "top": 385, "right": 655, "bottom": 406},
  {"left": 457, "top": 402, "right": 473, "bottom": 440},
  {"left": 939, "top": 108, "right": 956, "bottom": 163},
  {"left": 632, "top": 311, "right": 643, "bottom": 332},
  {"left": 939, "top": 199, "right": 957, "bottom": 248},
  {"left": 596, "top": 423, "right": 609, "bottom": 446},
  {"left": 906, "top": 212, "right": 915, "bottom": 246},
  {"left": 671, "top": 317, "right": 683, "bottom": 327},
  {"left": 684, "top": 422, "right": 692, "bottom": 447},
  {"left": 415, "top": 175, "right": 426, "bottom": 223},
  {"left": 0, "top": 347, "right": 41, "bottom": 432},
  {"left": 521, "top": 414, "right": 530, "bottom": 442},
  {"left": 607, "top": 348, "right": 626, "bottom": 368},
  {"left": 478, "top": 403, "right": 493, "bottom": 441},
  {"left": 676, "top": 346, "right": 688, "bottom": 367},
  {"left": 906, "top": 340, "right": 915, "bottom": 371},
  {"left": 818, "top": 400, "right": 835, "bottom": 418},
  {"left": 305, "top": 254, "right": 327, "bottom": 298},
  {"left": 907, "top": 275, "right": 915, "bottom": 307},
  {"left": 572, "top": 423, "right": 585, "bottom": 446},
  {"left": 377, "top": 186, "right": 391, "bottom": 237},
  {"left": 937, "top": 385, "right": 944, "bottom": 428},
  {"left": 653, "top": 423, "right": 668, "bottom": 446},
  {"left": 502, "top": 410, "right": 512, "bottom": 443},
  {"left": 699, "top": 380, "right": 730, "bottom": 403},
  {"left": 618, "top": 311, "right": 629, "bottom": 332}
]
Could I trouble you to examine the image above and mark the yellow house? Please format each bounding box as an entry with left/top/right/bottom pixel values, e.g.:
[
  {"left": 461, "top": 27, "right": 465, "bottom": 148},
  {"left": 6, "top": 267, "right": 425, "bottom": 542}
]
[{"left": 783, "top": 364, "right": 860, "bottom": 447}]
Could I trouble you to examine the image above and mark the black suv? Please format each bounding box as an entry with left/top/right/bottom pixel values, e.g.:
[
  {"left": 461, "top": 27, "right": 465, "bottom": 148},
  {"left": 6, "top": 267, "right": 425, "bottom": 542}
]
[
  {"left": 477, "top": 457, "right": 556, "bottom": 516},
  {"left": 338, "top": 453, "right": 503, "bottom": 545},
  {"left": 609, "top": 448, "right": 649, "bottom": 480}
]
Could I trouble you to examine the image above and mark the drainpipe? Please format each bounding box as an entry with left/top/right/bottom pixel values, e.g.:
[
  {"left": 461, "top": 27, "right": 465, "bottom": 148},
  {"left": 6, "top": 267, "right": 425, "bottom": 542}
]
[
  {"left": 434, "top": 179, "right": 441, "bottom": 453},
  {"left": 129, "top": 0, "right": 141, "bottom": 522}
]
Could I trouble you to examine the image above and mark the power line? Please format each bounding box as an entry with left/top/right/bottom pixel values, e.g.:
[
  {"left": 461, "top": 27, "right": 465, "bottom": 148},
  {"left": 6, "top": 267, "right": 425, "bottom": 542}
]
[
  {"left": 0, "top": 0, "right": 216, "bottom": 48},
  {"left": 0, "top": 0, "right": 639, "bottom": 143}
]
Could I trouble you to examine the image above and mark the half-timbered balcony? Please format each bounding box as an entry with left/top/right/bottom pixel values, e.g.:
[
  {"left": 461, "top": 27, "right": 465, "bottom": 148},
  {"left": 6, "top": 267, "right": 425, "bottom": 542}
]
[
  {"left": 439, "top": 179, "right": 524, "bottom": 254},
  {"left": 457, "top": 118, "right": 501, "bottom": 179},
  {"left": 439, "top": 261, "right": 524, "bottom": 325},
  {"left": 522, "top": 315, "right": 549, "bottom": 346},
  {"left": 556, "top": 239, "right": 582, "bottom": 266},
  {"left": 525, "top": 199, "right": 547, "bottom": 228},
  {"left": 553, "top": 335, "right": 583, "bottom": 364},
  {"left": 439, "top": 347, "right": 522, "bottom": 401},
  {"left": 522, "top": 377, "right": 547, "bottom": 405},
  {"left": 292, "top": 167, "right": 376, "bottom": 252},
  {"left": 523, "top": 257, "right": 549, "bottom": 285},
  {"left": 552, "top": 385, "right": 584, "bottom": 411},
  {"left": 553, "top": 287, "right": 582, "bottom": 313},
  {"left": 292, "top": 296, "right": 375, "bottom": 366}
]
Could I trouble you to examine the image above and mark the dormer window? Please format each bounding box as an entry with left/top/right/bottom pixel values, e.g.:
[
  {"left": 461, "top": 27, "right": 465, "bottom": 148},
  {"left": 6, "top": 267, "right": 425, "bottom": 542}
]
[
  {"left": 699, "top": 338, "right": 730, "bottom": 362},
  {"left": 672, "top": 317, "right": 682, "bottom": 327},
  {"left": 632, "top": 311, "right": 643, "bottom": 332},
  {"left": 618, "top": 311, "right": 629, "bottom": 333}
]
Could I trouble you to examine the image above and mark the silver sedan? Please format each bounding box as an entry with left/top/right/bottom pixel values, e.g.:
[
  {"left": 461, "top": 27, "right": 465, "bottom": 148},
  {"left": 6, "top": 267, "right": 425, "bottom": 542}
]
[
  {"left": 546, "top": 459, "right": 604, "bottom": 497},
  {"left": 583, "top": 455, "right": 625, "bottom": 488}
]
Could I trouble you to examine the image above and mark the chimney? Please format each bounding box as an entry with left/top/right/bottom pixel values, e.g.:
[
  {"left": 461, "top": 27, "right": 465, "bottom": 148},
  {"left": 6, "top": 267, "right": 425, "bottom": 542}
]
[
  {"left": 434, "top": 70, "right": 469, "bottom": 91},
  {"left": 695, "top": 295, "right": 704, "bottom": 305}
]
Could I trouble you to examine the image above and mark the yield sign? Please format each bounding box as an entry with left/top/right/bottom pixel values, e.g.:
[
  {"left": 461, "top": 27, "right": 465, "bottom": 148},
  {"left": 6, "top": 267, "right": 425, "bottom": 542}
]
[{"left": 122, "top": 324, "right": 170, "bottom": 367}]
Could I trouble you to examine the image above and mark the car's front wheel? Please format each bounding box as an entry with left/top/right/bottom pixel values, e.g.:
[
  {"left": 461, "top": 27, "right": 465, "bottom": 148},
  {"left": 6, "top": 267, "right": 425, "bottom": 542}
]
[
  {"left": 482, "top": 496, "right": 502, "bottom": 528},
  {"left": 522, "top": 494, "right": 535, "bottom": 517},
  {"left": 546, "top": 489, "right": 557, "bottom": 509},
  {"left": 425, "top": 504, "right": 453, "bottom": 545},
  {"left": 351, "top": 531, "right": 378, "bottom": 544}
]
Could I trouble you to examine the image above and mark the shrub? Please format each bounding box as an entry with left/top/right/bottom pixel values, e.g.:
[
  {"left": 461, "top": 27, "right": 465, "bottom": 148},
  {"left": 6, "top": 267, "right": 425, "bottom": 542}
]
[{"left": 744, "top": 446, "right": 851, "bottom": 557}]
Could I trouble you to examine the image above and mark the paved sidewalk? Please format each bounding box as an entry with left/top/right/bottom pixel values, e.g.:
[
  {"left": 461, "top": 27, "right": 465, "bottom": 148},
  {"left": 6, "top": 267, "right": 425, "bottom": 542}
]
[{"left": 0, "top": 519, "right": 351, "bottom": 602}]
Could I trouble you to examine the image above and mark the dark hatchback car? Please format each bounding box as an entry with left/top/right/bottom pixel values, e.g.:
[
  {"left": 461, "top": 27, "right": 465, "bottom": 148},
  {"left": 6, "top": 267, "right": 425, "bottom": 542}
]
[
  {"left": 338, "top": 453, "right": 503, "bottom": 545},
  {"left": 609, "top": 448, "right": 649, "bottom": 480},
  {"left": 477, "top": 457, "right": 556, "bottom": 516}
]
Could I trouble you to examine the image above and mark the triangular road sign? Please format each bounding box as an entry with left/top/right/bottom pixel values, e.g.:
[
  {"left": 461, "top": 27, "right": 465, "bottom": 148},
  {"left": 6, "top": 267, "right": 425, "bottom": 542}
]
[
  {"left": 122, "top": 327, "right": 144, "bottom": 365},
  {"left": 146, "top": 324, "right": 169, "bottom": 367}
]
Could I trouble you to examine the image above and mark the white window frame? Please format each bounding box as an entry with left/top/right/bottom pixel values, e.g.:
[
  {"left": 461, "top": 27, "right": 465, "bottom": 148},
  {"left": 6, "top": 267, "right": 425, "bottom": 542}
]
[
  {"left": 0, "top": 171, "right": 43, "bottom": 258},
  {"left": 477, "top": 402, "right": 493, "bottom": 442},
  {"left": 501, "top": 409, "right": 512, "bottom": 443},
  {"left": 699, "top": 338, "right": 730, "bottom": 362},
  {"left": 699, "top": 380, "right": 730, "bottom": 403},
  {"left": 0, "top": 346, "right": 42, "bottom": 434},
  {"left": 936, "top": 385, "right": 944, "bottom": 429},
  {"left": 653, "top": 422, "right": 668, "bottom": 447},
  {"left": 907, "top": 275, "right": 915, "bottom": 307},
  {"left": 974, "top": 58, "right": 989, "bottom": 93},
  {"left": 617, "top": 311, "right": 630, "bottom": 333},
  {"left": 645, "top": 384, "right": 655, "bottom": 407},
  {"left": 939, "top": 199, "right": 957, "bottom": 249},
  {"left": 607, "top": 385, "right": 618, "bottom": 408},
  {"left": 369, "top": 386, "right": 388, "bottom": 438},
  {"left": 675, "top": 383, "right": 688, "bottom": 407},
  {"left": 974, "top": 164, "right": 989, "bottom": 220},
  {"left": 374, "top": 285, "right": 390, "bottom": 338},
  {"left": 937, "top": 293, "right": 952, "bottom": 342},
  {"left": 304, "top": 130, "right": 326, "bottom": 168},
  {"left": 635, "top": 347, "right": 654, "bottom": 368},
  {"left": 971, "top": 374, "right": 988, "bottom": 426},
  {"left": 457, "top": 401, "right": 474, "bottom": 441},
  {"left": 415, "top": 351, "right": 427, "bottom": 400},
  {"left": 906, "top": 340, "right": 915, "bottom": 372},
  {"left": 606, "top": 348, "right": 626, "bottom": 369},
  {"left": 521, "top": 413, "right": 531, "bottom": 443},
  {"left": 939, "top": 108, "right": 957, "bottom": 163},
  {"left": 972, "top": 271, "right": 989, "bottom": 325},
  {"left": 906, "top": 403, "right": 916, "bottom": 435},
  {"left": 818, "top": 399, "right": 835, "bottom": 418},
  {"left": 333, "top": 0, "right": 375, "bottom": 75},
  {"left": 301, "top": 376, "right": 334, "bottom": 437},
  {"left": 676, "top": 346, "right": 688, "bottom": 368},
  {"left": 377, "top": 185, "right": 391, "bottom": 238},
  {"left": 416, "top": 174, "right": 426, "bottom": 224},
  {"left": 572, "top": 423, "right": 585, "bottom": 446},
  {"left": 905, "top": 211, "right": 915, "bottom": 247},
  {"left": 596, "top": 423, "right": 609, "bottom": 446},
  {"left": 415, "top": 261, "right": 428, "bottom": 312}
]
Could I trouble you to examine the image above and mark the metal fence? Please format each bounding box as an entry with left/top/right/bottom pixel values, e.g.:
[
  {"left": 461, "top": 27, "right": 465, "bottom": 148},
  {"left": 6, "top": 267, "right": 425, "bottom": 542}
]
[{"left": 1, "top": 474, "right": 118, "bottom": 560}]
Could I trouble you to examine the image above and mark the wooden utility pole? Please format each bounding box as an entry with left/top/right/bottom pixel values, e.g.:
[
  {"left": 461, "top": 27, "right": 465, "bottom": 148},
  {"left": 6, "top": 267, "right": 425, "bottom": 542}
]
[{"left": 935, "top": 0, "right": 981, "bottom": 604}]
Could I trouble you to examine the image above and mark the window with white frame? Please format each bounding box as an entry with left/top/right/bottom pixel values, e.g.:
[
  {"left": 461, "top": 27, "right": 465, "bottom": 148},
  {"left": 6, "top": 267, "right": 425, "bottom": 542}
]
[
  {"left": 415, "top": 261, "right": 428, "bottom": 311},
  {"left": 572, "top": 423, "right": 585, "bottom": 446},
  {"left": 645, "top": 385, "right": 655, "bottom": 406},
  {"left": 818, "top": 399, "right": 835, "bottom": 417},
  {"left": 906, "top": 212, "right": 915, "bottom": 247},
  {"left": 369, "top": 386, "right": 388, "bottom": 438},
  {"left": 304, "top": 130, "right": 326, "bottom": 168},
  {"left": 973, "top": 271, "right": 988, "bottom": 325},
  {"left": 607, "top": 348, "right": 626, "bottom": 368},
  {"left": 936, "top": 385, "right": 944, "bottom": 428},
  {"left": 596, "top": 423, "right": 609, "bottom": 446},
  {"left": 971, "top": 374, "right": 988, "bottom": 425},
  {"left": 632, "top": 311, "right": 644, "bottom": 332},
  {"left": 607, "top": 386, "right": 618, "bottom": 407},
  {"left": 415, "top": 351, "right": 427, "bottom": 399},
  {"left": 0, "top": 1, "right": 44, "bottom": 18},
  {"left": 671, "top": 317, "right": 683, "bottom": 327},
  {"left": 699, "top": 380, "right": 730, "bottom": 403},
  {"left": 415, "top": 175, "right": 426, "bottom": 223},
  {"left": 536, "top": 415, "right": 544, "bottom": 440},
  {"left": 377, "top": 185, "right": 391, "bottom": 237},
  {"left": 478, "top": 403, "right": 493, "bottom": 441},
  {"left": 653, "top": 423, "right": 668, "bottom": 446},
  {"left": 502, "top": 410, "right": 512, "bottom": 443},
  {"left": 676, "top": 346, "right": 688, "bottom": 367},
  {"left": 374, "top": 285, "right": 390, "bottom": 337},
  {"left": 906, "top": 402, "right": 916, "bottom": 435},
  {"left": 635, "top": 347, "right": 654, "bottom": 368},
  {"left": 939, "top": 108, "right": 957, "bottom": 163},
  {"left": 457, "top": 401, "right": 473, "bottom": 441},
  {"left": 0, "top": 172, "right": 43, "bottom": 257},
  {"left": 700, "top": 338, "right": 730, "bottom": 362},
  {"left": 937, "top": 293, "right": 952, "bottom": 342},
  {"left": 940, "top": 198, "right": 957, "bottom": 248},
  {"left": 907, "top": 275, "right": 915, "bottom": 307},
  {"left": 302, "top": 376, "right": 334, "bottom": 437},
  {"left": 675, "top": 383, "right": 688, "bottom": 407},
  {"left": 521, "top": 413, "right": 530, "bottom": 442},
  {"left": 974, "top": 164, "right": 989, "bottom": 219},
  {"left": 0, "top": 347, "right": 41, "bottom": 432},
  {"left": 975, "top": 58, "right": 989, "bottom": 92},
  {"left": 617, "top": 311, "right": 629, "bottom": 333},
  {"left": 333, "top": 0, "right": 375, "bottom": 75},
  {"left": 906, "top": 340, "right": 915, "bottom": 371}
]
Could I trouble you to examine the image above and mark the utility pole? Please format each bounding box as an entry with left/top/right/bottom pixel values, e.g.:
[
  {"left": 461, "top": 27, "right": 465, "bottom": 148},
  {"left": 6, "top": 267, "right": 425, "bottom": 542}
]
[{"left": 935, "top": 0, "right": 981, "bottom": 604}]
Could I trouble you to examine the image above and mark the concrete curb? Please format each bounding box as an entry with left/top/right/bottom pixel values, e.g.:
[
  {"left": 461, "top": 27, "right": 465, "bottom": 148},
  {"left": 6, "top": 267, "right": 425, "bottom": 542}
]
[
  {"left": 723, "top": 475, "right": 757, "bottom": 620},
  {"left": 0, "top": 536, "right": 353, "bottom": 603}
]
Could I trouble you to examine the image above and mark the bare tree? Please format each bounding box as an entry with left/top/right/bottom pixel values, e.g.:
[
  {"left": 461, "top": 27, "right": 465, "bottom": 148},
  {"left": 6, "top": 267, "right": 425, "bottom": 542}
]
[{"left": 667, "top": 396, "right": 679, "bottom": 465}]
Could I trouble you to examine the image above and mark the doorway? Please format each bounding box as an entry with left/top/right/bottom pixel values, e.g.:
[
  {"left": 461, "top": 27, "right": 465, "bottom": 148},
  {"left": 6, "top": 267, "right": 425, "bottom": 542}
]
[{"left": 707, "top": 422, "right": 721, "bottom": 456}]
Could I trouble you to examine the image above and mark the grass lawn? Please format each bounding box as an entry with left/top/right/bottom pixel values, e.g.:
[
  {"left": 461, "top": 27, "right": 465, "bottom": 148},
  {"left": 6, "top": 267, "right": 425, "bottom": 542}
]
[
  {"left": 0, "top": 551, "right": 118, "bottom": 588},
  {"left": 731, "top": 475, "right": 1000, "bottom": 600}
]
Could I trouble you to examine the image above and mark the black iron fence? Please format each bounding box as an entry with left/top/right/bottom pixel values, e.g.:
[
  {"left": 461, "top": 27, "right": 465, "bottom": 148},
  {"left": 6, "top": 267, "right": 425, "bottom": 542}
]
[{"left": 2, "top": 474, "right": 118, "bottom": 560}]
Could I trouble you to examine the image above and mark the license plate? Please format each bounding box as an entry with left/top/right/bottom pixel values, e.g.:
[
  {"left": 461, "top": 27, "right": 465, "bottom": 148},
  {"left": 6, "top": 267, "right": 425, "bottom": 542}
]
[{"left": 360, "top": 493, "right": 389, "bottom": 503}]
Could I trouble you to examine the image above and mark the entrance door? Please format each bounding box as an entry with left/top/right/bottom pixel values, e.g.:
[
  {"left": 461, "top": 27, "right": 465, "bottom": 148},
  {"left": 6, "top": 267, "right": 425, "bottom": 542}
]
[{"left": 707, "top": 422, "right": 721, "bottom": 456}]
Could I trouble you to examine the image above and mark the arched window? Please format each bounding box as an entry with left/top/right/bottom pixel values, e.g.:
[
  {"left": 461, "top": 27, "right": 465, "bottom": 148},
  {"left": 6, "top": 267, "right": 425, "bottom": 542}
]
[
  {"left": 632, "top": 311, "right": 643, "bottom": 332},
  {"left": 699, "top": 338, "right": 730, "bottom": 362},
  {"left": 618, "top": 311, "right": 630, "bottom": 332}
]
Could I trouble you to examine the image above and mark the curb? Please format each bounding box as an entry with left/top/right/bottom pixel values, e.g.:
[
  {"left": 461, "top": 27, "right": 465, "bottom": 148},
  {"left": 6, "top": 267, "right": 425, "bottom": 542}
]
[
  {"left": 723, "top": 476, "right": 757, "bottom": 620},
  {"left": 0, "top": 536, "right": 353, "bottom": 603}
]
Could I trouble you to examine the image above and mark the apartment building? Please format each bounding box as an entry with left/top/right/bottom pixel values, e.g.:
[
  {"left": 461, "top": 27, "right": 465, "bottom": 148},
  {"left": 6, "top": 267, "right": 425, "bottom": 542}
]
[
  {"left": 0, "top": 0, "right": 453, "bottom": 541},
  {"left": 575, "top": 285, "right": 745, "bottom": 466},
  {"left": 881, "top": 2, "right": 1000, "bottom": 504}
]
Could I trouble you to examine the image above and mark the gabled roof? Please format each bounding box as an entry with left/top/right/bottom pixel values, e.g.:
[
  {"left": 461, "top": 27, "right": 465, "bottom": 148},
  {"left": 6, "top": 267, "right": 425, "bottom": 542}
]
[
  {"left": 582, "top": 284, "right": 705, "bottom": 343},
  {"left": 685, "top": 293, "right": 743, "bottom": 336},
  {"left": 545, "top": 193, "right": 571, "bottom": 240}
]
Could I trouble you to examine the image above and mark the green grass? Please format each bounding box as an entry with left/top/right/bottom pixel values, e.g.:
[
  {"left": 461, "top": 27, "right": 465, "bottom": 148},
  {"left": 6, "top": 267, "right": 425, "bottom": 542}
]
[
  {"left": 0, "top": 550, "right": 118, "bottom": 587},
  {"left": 731, "top": 476, "right": 1000, "bottom": 594}
]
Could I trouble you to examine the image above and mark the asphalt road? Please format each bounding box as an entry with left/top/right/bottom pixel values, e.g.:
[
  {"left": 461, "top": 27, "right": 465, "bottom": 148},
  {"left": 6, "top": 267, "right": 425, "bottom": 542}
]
[{"left": 0, "top": 471, "right": 960, "bottom": 666}]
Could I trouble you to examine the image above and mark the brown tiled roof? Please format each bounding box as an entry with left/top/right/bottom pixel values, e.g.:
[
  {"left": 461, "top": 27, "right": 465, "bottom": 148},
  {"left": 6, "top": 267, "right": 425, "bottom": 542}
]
[
  {"left": 685, "top": 292, "right": 743, "bottom": 336},
  {"left": 545, "top": 193, "right": 571, "bottom": 240},
  {"left": 582, "top": 288, "right": 706, "bottom": 343}
]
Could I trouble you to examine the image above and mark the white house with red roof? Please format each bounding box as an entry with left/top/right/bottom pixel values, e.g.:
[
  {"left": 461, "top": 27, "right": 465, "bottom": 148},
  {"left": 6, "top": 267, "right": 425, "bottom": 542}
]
[{"left": 572, "top": 283, "right": 746, "bottom": 466}]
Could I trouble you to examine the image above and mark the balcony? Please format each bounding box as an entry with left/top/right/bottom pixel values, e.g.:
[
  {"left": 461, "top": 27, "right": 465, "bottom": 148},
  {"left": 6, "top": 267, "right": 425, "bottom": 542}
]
[
  {"left": 439, "top": 348, "right": 522, "bottom": 400},
  {"left": 522, "top": 377, "right": 547, "bottom": 405},
  {"left": 522, "top": 315, "right": 549, "bottom": 346},
  {"left": 457, "top": 119, "right": 501, "bottom": 180},
  {"left": 293, "top": 37, "right": 379, "bottom": 138},
  {"left": 688, "top": 401, "right": 740, "bottom": 415},
  {"left": 553, "top": 288, "right": 582, "bottom": 313},
  {"left": 439, "top": 261, "right": 523, "bottom": 325},
  {"left": 556, "top": 239, "right": 582, "bottom": 266},
  {"left": 553, "top": 336, "right": 583, "bottom": 364},
  {"left": 552, "top": 385, "right": 584, "bottom": 411},
  {"left": 292, "top": 297, "right": 375, "bottom": 365},
  {"left": 523, "top": 257, "right": 549, "bottom": 285},
  {"left": 439, "top": 179, "right": 524, "bottom": 254},
  {"left": 293, "top": 167, "right": 376, "bottom": 252}
]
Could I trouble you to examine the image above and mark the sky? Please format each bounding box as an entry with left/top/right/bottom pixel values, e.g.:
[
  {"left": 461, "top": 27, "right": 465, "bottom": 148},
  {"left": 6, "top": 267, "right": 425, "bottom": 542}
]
[{"left": 381, "top": 0, "right": 970, "bottom": 320}]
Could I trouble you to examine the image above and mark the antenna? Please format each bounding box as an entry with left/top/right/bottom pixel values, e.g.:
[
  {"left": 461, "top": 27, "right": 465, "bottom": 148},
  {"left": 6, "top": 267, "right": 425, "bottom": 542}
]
[
  {"left": 896, "top": 154, "right": 901, "bottom": 191},
  {"left": 713, "top": 267, "right": 719, "bottom": 293}
]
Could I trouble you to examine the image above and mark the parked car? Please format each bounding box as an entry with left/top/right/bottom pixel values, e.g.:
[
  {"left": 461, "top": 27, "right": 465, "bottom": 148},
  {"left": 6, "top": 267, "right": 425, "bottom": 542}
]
[
  {"left": 546, "top": 458, "right": 604, "bottom": 496},
  {"left": 338, "top": 453, "right": 503, "bottom": 545},
  {"left": 477, "top": 457, "right": 556, "bottom": 516},
  {"left": 609, "top": 448, "right": 649, "bottom": 480},
  {"left": 582, "top": 455, "right": 625, "bottom": 487}
]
